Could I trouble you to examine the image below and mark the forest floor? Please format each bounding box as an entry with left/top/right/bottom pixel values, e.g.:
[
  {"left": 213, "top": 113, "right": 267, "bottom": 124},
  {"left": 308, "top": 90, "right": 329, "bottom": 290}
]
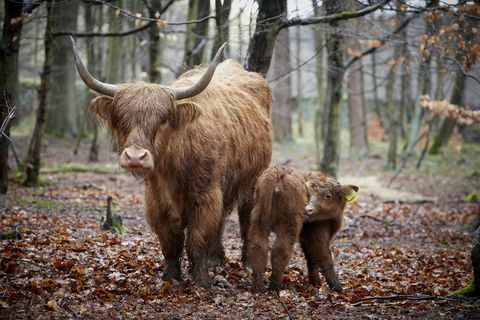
[{"left": 1, "top": 135, "right": 480, "bottom": 319}]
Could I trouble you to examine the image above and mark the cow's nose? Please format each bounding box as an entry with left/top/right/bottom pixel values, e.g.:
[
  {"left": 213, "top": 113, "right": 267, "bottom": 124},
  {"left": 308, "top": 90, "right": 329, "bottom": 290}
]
[
  {"left": 304, "top": 206, "right": 314, "bottom": 216},
  {"left": 120, "top": 148, "right": 150, "bottom": 168}
]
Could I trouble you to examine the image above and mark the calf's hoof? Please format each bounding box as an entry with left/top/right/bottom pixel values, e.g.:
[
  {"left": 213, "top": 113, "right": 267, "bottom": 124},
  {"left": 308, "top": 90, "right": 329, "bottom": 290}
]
[
  {"left": 251, "top": 283, "right": 267, "bottom": 293},
  {"left": 330, "top": 284, "right": 343, "bottom": 292},
  {"left": 194, "top": 275, "right": 213, "bottom": 289}
]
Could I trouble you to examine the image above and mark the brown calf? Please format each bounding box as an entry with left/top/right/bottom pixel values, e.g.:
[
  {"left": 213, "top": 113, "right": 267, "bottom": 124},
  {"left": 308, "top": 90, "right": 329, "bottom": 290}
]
[
  {"left": 70, "top": 38, "right": 272, "bottom": 288},
  {"left": 247, "top": 166, "right": 358, "bottom": 292}
]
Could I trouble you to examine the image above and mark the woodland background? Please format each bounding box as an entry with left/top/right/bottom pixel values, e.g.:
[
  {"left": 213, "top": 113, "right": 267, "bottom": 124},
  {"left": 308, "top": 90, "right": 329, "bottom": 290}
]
[{"left": 0, "top": 0, "right": 480, "bottom": 319}]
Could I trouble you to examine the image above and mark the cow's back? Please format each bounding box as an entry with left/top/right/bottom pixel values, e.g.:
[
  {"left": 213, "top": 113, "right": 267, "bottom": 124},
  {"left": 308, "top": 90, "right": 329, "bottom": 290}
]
[{"left": 170, "top": 60, "right": 272, "bottom": 211}]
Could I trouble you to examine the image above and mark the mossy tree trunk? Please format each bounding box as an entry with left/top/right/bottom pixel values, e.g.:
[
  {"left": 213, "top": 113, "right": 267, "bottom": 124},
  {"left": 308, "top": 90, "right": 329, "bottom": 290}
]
[
  {"left": 148, "top": 0, "right": 163, "bottom": 83},
  {"left": 0, "top": 0, "right": 23, "bottom": 194},
  {"left": 271, "top": 28, "right": 293, "bottom": 143},
  {"left": 211, "top": 0, "right": 231, "bottom": 60},
  {"left": 452, "top": 226, "right": 480, "bottom": 297},
  {"left": 24, "top": 0, "right": 54, "bottom": 187},
  {"left": 320, "top": 0, "right": 345, "bottom": 178},
  {"left": 244, "top": 0, "right": 286, "bottom": 76},
  {"left": 312, "top": 0, "right": 324, "bottom": 165},
  {"left": 46, "top": 0, "right": 79, "bottom": 137},
  {"left": 295, "top": 25, "right": 303, "bottom": 137},
  {"left": 185, "top": 0, "right": 210, "bottom": 68}
]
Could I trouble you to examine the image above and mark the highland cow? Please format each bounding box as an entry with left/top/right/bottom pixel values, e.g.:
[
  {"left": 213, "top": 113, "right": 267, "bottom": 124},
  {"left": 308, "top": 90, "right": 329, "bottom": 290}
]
[
  {"left": 70, "top": 38, "right": 272, "bottom": 288},
  {"left": 247, "top": 166, "right": 358, "bottom": 292}
]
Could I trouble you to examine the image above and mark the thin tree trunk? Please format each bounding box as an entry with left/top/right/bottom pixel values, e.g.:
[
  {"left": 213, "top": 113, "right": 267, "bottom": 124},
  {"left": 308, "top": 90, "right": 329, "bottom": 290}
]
[
  {"left": 371, "top": 51, "right": 385, "bottom": 131},
  {"left": 89, "top": 3, "right": 103, "bottom": 162},
  {"left": 272, "top": 28, "right": 293, "bottom": 143},
  {"left": 385, "top": 52, "right": 400, "bottom": 169},
  {"left": 295, "top": 25, "right": 303, "bottom": 137},
  {"left": 312, "top": 0, "right": 324, "bottom": 164},
  {"left": 25, "top": 0, "right": 54, "bottom": 186},
  {"left": 399, "top": 24, "right": 410, "bottom": 141},
  {"left": 211, "top": 0, "right": 231, "bottom": 60},
  {"left": 186, "top": 0, "right": 210, "bottom": 67},
  {"left": 182, "top": 0, "right": 198, "bottom": 71},
  {"left": 321, "top": 0, "right": 344, "bottom": 178},
  {"left": 0, "top": 0, "right": 23, "bottom": 194},
  {"left": 405, "top": 0, "right": 437, "bottom": 154},
  {"left": 347, "top": 40, "right": 368, "bottom": 157},
  {"left": 149, "top": 0, "right": 162, "bottom": 83},
  {"left": 105, "top": 1, "right": 122, "bottom": 83}
]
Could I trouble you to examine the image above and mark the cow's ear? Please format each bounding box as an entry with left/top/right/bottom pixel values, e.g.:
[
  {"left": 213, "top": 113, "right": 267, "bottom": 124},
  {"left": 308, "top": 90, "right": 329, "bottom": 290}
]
[
  {"left": 169, "top": 102, "right": 202, "bottom": 129},
  {"left": 89, "top": 96, "right": 114, "bottom": 123}
]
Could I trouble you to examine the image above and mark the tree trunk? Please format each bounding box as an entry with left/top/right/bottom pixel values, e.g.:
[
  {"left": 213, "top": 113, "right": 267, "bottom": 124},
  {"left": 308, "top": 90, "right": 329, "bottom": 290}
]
[
  {"left": 244, "top": 0, "right": 286, "bottom": 76},
  {"left": 405, "top": 0, "right": 437, "bottom": 154},
  {"left": 371, "top": 51, "right": 386, "bottom": 131},
  {"left": 385, "top": 52, "right": 400, "bottom": 169},
  {"left": 399, "top": 24, "right": 411, "bottom": 141},
  {"left": 0, "top": 0, "right": 23, "bottom": 194},
  {"left": 24, "top": 0, "right": 54, "bottom": 186},
  {"left": 271, "top": 28, "right": 293, "bottom": 143},
  {"left": 46, "top": 0, "right": 79, "bottom": 137},
  {"left": 429, "top": 71, "right": 466, "bottom": 154},
  {"left": 320, "top": 0, "right": 344, "bottom": 178},
  {"left": 149, "top": 0, "right": 162, "bottom": 83},
  {"left": 105, "top": 1, "right": 122, "bottom": 83},
  {"left": 312, "top": 0, "right": 324, "bottom": 165},
  {"left": 451, "top": 226, "right": 480, "bottom": 297},
  {"left": 89, "top": 3, "right": 104, "bottom": 162},
  {"left": 295, "top": 25, "right": 303, "bottom": 137},
  {"left": 347, "top": 40, "right": 368, "bottom": 157},
  {"left": 185, "top": 0, "right": 210, "bottom": 67},
  {"left": 211, "top": 0, "right": 231, "bottom": 60}
]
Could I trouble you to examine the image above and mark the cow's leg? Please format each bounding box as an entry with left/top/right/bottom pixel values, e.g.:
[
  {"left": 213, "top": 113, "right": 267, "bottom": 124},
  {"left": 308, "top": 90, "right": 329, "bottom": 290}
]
[
  {"left": 159, "top": 224, "right": 185, "bottom": 281},
  {"left": 145, "top": 199, "right": 184, "bottom": 282},
  {"left": 238, "top": 193, "right": 253, "bottom": 265},
  {"left": 208, "top": 217, "right": 226, "bottom": 267},
  {"left": 186, "top": 189, "right": 223, "bottom": 289},
  {"left": 269, "top": 226, "right": 299, "bottom": 291}
]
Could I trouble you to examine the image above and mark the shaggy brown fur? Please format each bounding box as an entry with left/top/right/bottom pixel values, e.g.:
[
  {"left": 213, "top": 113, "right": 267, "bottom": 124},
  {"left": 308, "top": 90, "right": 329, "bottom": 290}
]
[
  {"left": 89, "top": 60, "right": 272, "bottom": 288},
  {"left": 247, "top": 166, "right": 358, "bottom": 292}
]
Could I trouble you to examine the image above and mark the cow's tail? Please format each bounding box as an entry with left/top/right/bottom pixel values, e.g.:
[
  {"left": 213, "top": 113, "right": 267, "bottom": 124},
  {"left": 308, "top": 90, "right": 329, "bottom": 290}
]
[{"left": 255, "top": 172, "right": 283, "bottom": 230}]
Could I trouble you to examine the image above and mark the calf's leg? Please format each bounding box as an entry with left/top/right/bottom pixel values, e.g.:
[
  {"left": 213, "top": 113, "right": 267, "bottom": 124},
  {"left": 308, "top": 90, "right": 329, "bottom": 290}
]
[
  {"left": 247, "top": 209, "right": 269, "bottom": 292},
  {"left": 269, "top": 226, "right": 299, "bottom": 291},
  {"left": 238, "top": 193, "right": 253, "bottom": 265}
]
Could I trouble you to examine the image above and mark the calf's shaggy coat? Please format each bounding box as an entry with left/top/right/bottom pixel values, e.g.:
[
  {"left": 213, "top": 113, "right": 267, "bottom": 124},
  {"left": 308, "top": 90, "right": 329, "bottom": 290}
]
[
  {"left": 247, "top": 166, "right": 358, "bottom": 292},
  {"left": 71, "top": 38, "right": 272, "bottom": 288}
]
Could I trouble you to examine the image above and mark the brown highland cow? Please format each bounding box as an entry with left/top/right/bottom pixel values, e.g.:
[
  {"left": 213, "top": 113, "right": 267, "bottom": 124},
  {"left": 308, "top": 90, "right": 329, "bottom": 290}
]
[
  {"left": 70, "top": 38, "right": 272, "bottom": 288},
  {"left": 247, "top": 166, "right": 358, "bottom": 292}
]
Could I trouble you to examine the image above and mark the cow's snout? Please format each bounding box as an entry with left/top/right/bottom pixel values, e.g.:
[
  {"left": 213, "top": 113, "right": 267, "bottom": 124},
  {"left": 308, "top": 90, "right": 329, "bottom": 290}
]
[{"left": 120, "top": 146, "right": 154, "bottom": 172}]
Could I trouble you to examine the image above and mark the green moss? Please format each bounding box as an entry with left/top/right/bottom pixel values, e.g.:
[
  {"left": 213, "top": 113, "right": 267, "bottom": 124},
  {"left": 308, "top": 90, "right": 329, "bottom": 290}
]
[
  {"left": 41, "top": 163, "right": 119, "bottom": 174},
  {"left": 450, "top": 280, "right": 479, "bottom": 297},
  {"left": 18, "top": 197, "right": 55, "bottom": 209}
]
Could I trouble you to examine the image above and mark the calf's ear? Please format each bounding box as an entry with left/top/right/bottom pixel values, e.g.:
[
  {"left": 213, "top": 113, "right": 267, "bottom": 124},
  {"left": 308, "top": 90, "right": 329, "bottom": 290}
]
[
  {"left": 89, "top": 96, "right": 114, "bottom": 123},
  {"left": 169, "top": 102, "right": 202, "bottom": 129},
  {"left": 341, "top": 185, "right": 359, "bottom": 203}
]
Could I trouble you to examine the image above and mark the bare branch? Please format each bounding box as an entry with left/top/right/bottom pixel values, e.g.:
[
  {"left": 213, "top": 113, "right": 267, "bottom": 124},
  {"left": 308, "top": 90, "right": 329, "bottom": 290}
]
[{"left": 279, "top": 0, "right": 391, "bottom": 30}]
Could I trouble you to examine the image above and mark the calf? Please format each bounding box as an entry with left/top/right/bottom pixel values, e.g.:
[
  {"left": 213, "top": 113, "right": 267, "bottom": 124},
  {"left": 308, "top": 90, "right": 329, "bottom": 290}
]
[{"left": 247, "top": 166, "right": 358, "bottom": 292}]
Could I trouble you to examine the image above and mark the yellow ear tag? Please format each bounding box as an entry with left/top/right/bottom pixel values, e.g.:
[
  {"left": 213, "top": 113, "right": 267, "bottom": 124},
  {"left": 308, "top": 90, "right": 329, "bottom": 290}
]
[
  {"left": 345, "top": 190, "right": 358, "bottom": 203},
  {"left": 305, "top": 180, "right": 312, "bottom": 191}
]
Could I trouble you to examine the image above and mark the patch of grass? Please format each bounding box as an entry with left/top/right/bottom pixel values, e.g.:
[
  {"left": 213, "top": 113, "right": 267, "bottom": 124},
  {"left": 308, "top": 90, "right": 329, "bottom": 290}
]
[
  {"left": 40, "top": 163, "right": 119, "bottom": 175},
  {"left": 18, "top": 197, "right": 55, "bottom": 209}
]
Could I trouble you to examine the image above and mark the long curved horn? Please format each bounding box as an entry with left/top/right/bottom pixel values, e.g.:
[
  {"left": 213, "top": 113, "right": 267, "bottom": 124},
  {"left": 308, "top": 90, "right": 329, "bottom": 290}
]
[
  {"left": 69, "top": 36, "right": 117, "bottom": 97},
  {"left": 173, "top": 43, "right": 227, "bottom": 100}
]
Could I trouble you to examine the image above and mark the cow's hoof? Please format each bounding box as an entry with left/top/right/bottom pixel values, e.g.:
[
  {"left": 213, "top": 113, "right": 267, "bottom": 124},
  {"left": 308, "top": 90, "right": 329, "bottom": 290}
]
[
  {"left": 251, "top": 284, "right": 267, "bottom": 293},
  {"left": 208, "top": 254, "right": 227, "bottom": 267},
  {"left": 162, "top": 266, "right": 182, "bottom": 282},
  {"left": 194, "top": 276, "right": 212, "bottom": 289}
]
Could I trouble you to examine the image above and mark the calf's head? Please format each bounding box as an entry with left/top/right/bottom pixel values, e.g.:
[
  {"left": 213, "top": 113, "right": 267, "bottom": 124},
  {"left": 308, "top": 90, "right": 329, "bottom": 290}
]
[
  {"left": 304, "top": 179, "right": 359, "bottom": 222},
  {"left": 69, "top": 36, "right": 226, "bottom": 175}
]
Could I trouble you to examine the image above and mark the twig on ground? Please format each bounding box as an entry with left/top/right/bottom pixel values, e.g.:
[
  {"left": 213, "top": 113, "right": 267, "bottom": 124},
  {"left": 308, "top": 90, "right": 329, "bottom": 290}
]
[
  {"left": 351, "top": 294, "right": 469, "bottom": 306},
  {"left": 0, "top": 255, "right": 47, "bottom": 270},
  {"left": 356, "top": 215, "right": 402, "bottom": 227},
  {"left": 274, "top": 291, "right": 294, "bottom": 320}
]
